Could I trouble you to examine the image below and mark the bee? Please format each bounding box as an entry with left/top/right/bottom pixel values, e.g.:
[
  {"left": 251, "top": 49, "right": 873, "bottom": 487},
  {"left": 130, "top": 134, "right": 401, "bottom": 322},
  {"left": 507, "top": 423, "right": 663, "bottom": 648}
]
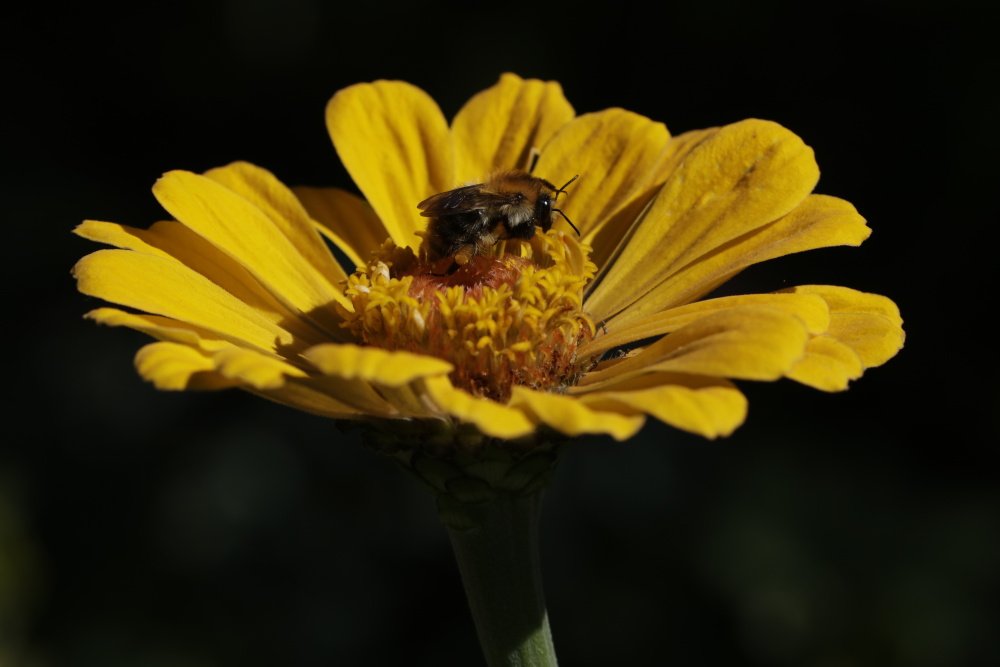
[{"left": 417, "top": 169, "right": 579, "bottom": 272}]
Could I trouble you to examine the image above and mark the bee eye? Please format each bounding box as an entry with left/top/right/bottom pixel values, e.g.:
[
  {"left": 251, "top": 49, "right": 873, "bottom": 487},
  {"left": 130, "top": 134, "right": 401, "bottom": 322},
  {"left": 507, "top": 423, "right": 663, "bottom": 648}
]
[{"left": 535, "top": 193, "right": 554, "bottom": 231}]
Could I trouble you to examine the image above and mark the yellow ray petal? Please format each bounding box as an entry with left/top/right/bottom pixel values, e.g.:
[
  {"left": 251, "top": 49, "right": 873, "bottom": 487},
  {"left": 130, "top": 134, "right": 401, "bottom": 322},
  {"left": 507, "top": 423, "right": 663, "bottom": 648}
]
[
  {"left": 75, "top": 249, "right": 300, "bottom": 354},
  {"left": 135, "top": 342, "right": 237, "bottom": 390},
  {"left": 533, "top": 108, "right": 670, "bottom": 240},
  {"left": 786, "top": 285, "right": 905, "bottom": 368},
  {"left": 153, "top": 169, "right": 348, "bottom": 331},
  {"left": 580, "top": 306, "right": 809, "bottom": 390},
  {"left": 581, "top": 291, "right": 830, "bottom": 359},
  {"left": 422, "top": 376, "right": 536, "bottom": 440},
  {"left": 293, "top": 186, "right": 388, "bottom": 268},
  {"left": 249, "top": 380, "right": 366, "bottom": 419},
  {"left": 598, "top": 194, "right": 871, "bottom": 328},
  {"left": 203, "top": 162, "right": 347, "bottom": 285},
  {"left": 135, "top": 342, "right": 305, "bottom": 392},
  {"left": 573, "top": 373, "right": 747, "bottom": 439},
  {"left": 584, "top": 126, "right": 720, "bottom": 273},
  {"left": 87, "top": 307, "right": 235, "bottom": 351},
  {"left": 149, "top": 173, "right": 340, "bottom": 323},
  {"left": 508, "top": 386, "right": 645, "bottom": 441},
  {"left": 586, "top": 119, "right": 820, "bottom": 323},
  {"left": 325, "top": 80, "right": 453, "bottom": 250},
  {"left": 786, "top": 336, "right": 864, "bottom": 391},
  {"left": 303, "top": 343, "right": 453, "bottom": 387},
  {"left": 75, "top": 220, "right": 331, "bottom": 344},
  {"left": 304, "top": 344, "right": 456, "bottom": 418},
  {"left": 210, "top": 346, "right": 308, "bottom": 389},
  {"left": 452, "top": 73, "right": 575, "bottom": 182}
]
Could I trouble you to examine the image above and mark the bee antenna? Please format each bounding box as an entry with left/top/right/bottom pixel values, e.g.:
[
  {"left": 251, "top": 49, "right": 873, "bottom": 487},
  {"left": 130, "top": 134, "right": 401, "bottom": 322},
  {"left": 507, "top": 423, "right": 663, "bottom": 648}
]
[
  {"left": 527, "top": 151, "right": 541, "bottom": 174},
  {"left": 553, "top": 208, "right": 580, "bottom": 235},
  {"left": 555, "top": 175, "right": 579, "bottom": 198}
]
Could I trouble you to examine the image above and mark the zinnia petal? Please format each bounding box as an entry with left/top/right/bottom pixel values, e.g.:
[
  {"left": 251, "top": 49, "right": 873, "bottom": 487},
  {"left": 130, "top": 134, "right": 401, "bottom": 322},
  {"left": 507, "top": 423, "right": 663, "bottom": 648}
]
[
  {"left": 75, "top": 219, "right": 330, "bottom": 344},
  {"left": 580, "top": 306, "right": 810, "bottom": 389},
  {"left": 586, "top": 119, "right": 820, "bottom": 323},
  {"left": 598, "top": 193, "right": 871, "bottom": 328},
  {"left": 781, "top": 285, "right": 905, "bottom": 390},
  {"left": 293, "top": 186, "right": 388, "bottom": 268},
  {"left": 153, "top": 168, "right": 348, "bottom": 333},
  {"left": 580, "top": 291, "right": 830, "bottom": 359},
  {"left": 423, "top": 376, "right": 536, "bottom": 440},
  {"left": 535, "top": 108, "right": 671, "bottom": 243},
  {"left": 785, "top": 336, "right": 865, "bottom": 391},
  {"left": 573, "top": 373, "right": 748, "bottom": 439},
  {"left": 326, "top": 80, "right": 453, "bottom": 250},
  {"left": 452, "top": 73, "right": 574, "bottom": 183},
  {"left": 203, "top": 161, "right": 348, "bottom": 283},
  {"left": 74, "top": 249, "right": 302, "bottom": 354},
  {"left": 135, "top": 341, "right": 305, "bottom": 391},
  {"left": 508, "top": 387, "right": 646, "bottom": 441}
]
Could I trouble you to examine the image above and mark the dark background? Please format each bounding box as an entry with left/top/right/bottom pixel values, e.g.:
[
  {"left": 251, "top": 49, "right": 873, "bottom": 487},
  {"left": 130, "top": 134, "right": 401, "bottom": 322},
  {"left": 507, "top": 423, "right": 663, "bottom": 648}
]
[{"left": 4, "top": 1, "right": 994, "bottom": 665}]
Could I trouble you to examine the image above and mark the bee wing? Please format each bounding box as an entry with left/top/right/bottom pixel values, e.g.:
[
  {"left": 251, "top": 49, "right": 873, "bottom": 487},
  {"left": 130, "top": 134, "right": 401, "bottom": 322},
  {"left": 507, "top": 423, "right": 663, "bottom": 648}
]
[{"left": 417, "top": 185, "right": 513, "bottom": 218}]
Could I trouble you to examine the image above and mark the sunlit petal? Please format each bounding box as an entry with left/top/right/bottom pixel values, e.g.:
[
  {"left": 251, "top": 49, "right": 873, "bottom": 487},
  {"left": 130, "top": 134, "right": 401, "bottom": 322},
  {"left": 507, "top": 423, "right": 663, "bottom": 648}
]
[
  {"left": 452, "top": 73, "right": 574, "bottom": 183},
  {"left": 598, "top": 194, "right": 871, "bottom": 328},
  {"left": 326, "top": 80, "right": 453, "bottom": 249},
  {"left": 75, "top": 249, "right": 303, "bottom": 355},
  {"left": 204, "top": 161, "right": 347, "bottom": 283},
  {"left": 75, "top": 219, "right": 331, "bottom": 344},
  {"left": 572, "top": 373, "right": 747, "bottom": 439},
  {"left": 423, "top": 376, "right": 536, "bottom": 439},
  {"left": 534, "top": 108, "right": 670, "bottom": 242},
  {"left": 587, "top": 119, "right": 820, "bottom": 323},
  {"left": 581, "top": 306, "right": 809, "bottom": 390},
  {"left": 153, "top": 168, "right": 348, "bottom": 334},
  {"left": 580, "top": 291, "right": 830, "bottom": 359},
  {"left": 508, "top": 386, "right": 646, "bottom": 441}
]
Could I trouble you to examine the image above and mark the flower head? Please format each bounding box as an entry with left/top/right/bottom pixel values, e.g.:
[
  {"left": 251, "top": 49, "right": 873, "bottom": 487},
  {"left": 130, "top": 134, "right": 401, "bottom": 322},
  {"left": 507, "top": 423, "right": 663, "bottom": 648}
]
[{"left": 74, "top": 74, "right": 904, "bottom": 449}]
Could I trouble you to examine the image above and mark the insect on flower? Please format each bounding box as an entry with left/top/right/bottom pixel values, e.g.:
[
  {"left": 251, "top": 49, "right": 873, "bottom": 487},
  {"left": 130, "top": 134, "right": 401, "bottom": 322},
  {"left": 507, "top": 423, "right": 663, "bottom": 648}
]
[{"left": 417, "top": 169, "right": 579, "bottom": 273}]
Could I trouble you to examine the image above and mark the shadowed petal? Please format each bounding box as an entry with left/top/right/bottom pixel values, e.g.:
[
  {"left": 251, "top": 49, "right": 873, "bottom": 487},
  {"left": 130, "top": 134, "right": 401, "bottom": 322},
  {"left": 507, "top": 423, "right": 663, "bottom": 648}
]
[
  {"left": 782, "top": 285, "right": 904, "bottom": 390},
  {"left": 294, "top": 186, "right": 388, "bottom": 268},
  {"left": 786, "top": 336, "right": 865, "bottom": 391}
]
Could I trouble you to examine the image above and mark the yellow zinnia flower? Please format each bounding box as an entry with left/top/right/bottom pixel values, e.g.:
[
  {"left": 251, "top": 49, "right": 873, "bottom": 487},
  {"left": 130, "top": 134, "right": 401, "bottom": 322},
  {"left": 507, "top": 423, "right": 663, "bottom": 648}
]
[{"left": 73, "top": 73, "right": 904, "bottom": 447}]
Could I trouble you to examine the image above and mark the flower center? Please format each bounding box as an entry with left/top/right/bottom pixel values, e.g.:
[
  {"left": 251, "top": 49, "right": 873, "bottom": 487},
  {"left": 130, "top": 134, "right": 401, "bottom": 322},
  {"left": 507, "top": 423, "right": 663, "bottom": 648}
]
[{"left": 339, "top": 232, "right": 597, "bottom": 403}]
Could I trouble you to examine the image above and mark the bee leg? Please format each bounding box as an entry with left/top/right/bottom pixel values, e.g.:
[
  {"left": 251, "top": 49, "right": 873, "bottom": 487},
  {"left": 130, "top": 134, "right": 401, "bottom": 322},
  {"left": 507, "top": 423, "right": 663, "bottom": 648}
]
[{"left": 453, "top": 245, "right": 475, "bottom": 266}]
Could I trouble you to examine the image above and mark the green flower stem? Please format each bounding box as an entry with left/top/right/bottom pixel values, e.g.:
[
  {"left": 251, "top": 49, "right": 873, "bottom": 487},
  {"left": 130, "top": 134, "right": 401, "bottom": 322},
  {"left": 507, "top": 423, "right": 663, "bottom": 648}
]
[{"left": 445, "top": 491, "right": 557, "bottom": 667}]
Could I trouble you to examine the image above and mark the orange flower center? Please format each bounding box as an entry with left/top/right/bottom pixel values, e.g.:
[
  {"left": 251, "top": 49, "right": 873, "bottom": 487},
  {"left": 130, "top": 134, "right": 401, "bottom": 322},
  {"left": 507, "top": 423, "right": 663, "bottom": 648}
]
[{"left": 339, "top": 233, "right": 598, "bottom": 403}]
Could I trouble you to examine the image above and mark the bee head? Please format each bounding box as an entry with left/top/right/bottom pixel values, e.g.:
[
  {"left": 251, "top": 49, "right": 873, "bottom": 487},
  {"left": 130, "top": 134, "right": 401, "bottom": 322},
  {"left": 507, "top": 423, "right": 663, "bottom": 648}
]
[
  {"left": 539, "top": 175, "right": 580, "bottom": 235},
  {"left": 535, "top": 191, "right": 555, "bottom": 232}
]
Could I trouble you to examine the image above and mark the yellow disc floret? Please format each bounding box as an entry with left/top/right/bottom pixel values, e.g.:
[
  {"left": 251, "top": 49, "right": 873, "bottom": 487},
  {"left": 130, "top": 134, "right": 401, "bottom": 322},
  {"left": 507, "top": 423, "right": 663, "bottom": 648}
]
[{"left": 339, "top": 231, "right": 597, "bottom": 403}]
